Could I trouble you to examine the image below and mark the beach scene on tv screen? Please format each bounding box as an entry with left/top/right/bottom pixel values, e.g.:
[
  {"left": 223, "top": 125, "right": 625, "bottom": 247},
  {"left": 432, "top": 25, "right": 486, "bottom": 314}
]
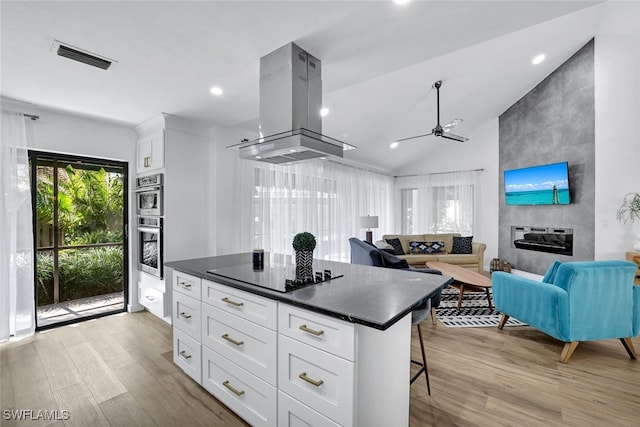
[{"left": 505, "top": 163, "right": 570, "bottom": 205}]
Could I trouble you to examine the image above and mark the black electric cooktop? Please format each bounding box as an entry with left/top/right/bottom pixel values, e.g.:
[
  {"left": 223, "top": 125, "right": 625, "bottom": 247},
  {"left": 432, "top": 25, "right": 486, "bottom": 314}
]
[{"left": 206, "top": 258, "right": 342, "bottom": 293}]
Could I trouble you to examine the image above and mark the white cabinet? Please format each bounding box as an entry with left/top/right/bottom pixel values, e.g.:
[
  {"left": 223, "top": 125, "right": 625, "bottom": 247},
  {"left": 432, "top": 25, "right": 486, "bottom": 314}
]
[
  {"left": 172, "top": 270, "right": 202, "bottom": 384},
  {"left": 171, "top": 269, "right": 413, "bottom": 427},
  {"left": 277, "top": 306, "right": 355, "bottom": 426},
  {"left": 278, "top": 391, "right": 340, "bottom": 427},
  {"left": 134, "top": 113, "right": 212, "bottom": 322},
  {"left": 201, "top": 303, "right": 277, "bottom": 386},
  {"left": 202, "top": 346, "right": 277, "bottom": 427},
  {"left": 138, "top": 273, "right": 170, "bottom": 320},
  {"left": 173, "top": 328, "right": 201, "bottom": 383},
  {"left": 136, "top": 129, "right": 164, "bottom": 174}
]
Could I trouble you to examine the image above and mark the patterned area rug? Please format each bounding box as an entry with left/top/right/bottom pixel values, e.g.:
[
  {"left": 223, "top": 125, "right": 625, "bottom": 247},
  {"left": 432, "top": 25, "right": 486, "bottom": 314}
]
[{"left": 435, "top": 287, "right": 527, "bottom": 328}]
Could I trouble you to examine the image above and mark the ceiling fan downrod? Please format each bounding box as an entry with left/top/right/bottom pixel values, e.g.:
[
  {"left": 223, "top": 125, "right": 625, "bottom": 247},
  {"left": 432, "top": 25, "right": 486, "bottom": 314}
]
[{"left": 432, "top": 80, "right": 443, "bottom": 136}]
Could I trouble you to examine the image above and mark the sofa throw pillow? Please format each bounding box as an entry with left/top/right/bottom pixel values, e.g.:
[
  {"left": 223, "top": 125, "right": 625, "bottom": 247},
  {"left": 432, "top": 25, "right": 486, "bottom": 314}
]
[
  {"left": 374, "top": 240, "right": 394, "bottom": 251},
  {"left": 385, "top": 238, "right": 405, "bottom": 255},
  {"left": 451, "top": 236, "right": 473, "bottom": 254},
  {"left": 409, "top": 241, "right": 446, "bottom": 254},
  {"left": 380, "top": 250, "right": 410, "bottom": 269}
]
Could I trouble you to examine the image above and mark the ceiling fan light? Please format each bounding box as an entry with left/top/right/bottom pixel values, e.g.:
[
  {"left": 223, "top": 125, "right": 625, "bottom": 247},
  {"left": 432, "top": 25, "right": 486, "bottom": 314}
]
[{"left": 532, "top": 54, "right": 546, "bottom": 65}]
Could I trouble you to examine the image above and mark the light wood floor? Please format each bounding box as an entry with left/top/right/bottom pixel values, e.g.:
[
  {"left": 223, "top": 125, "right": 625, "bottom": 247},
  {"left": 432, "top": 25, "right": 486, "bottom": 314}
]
[{"left": 1, "top": 311, "right": 639, "bottom": 427}]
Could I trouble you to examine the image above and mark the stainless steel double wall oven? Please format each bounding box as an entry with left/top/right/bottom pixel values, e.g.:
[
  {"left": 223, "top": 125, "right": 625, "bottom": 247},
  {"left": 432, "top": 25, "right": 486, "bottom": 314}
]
[{"left": 135, "top": 173, "right": 164, "bottom": 277}]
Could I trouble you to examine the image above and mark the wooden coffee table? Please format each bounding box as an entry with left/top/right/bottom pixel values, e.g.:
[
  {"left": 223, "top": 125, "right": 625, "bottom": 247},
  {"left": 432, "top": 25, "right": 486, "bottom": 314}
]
[{"left": 426, "top": 261, "right": 493, "bottom": 310}]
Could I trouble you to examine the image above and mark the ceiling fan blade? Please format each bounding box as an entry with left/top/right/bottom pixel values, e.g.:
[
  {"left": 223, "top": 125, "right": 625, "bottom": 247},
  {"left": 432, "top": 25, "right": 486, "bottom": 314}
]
[
  {"left": 392, "top": 131, "right": 434, "bottom": 143},
  {"left": 443, "top": 118, "right": 463, "bottom": 132},
  {"left": 440, "top": 132, "right": 469, "bottom": 142}
]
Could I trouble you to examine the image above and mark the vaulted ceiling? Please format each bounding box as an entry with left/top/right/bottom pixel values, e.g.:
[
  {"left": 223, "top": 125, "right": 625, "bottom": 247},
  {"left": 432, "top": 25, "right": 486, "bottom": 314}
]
[{"left": 1, "top": 1, "right": 616, "bottom": 173}]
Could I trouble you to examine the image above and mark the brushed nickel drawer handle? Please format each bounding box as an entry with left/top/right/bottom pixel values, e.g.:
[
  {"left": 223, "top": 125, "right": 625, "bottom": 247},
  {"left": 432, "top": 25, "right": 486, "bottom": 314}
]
[
  {"left": 223, "top": 380, "right": 245, "bottom": 396},
  {"left": 299, "top": 372, "right": 323, "bottom": 387},
  {"left": 145, "top": 295, "right": 155, "bottom": 301},
  {"left": 221, "top": 297, "right": 244, "bottom": 307},
  {"left": 179, "top": 350, "right": 192, "bottom": 359},
  {"left": 299, "top": 324, "right": 324, "bottom": 336},
  {"left": 179, "top": 281, "right": 192, "bottom": 288},
  {"left": 221, "top": 333, "right": 244, "bottom": 346},
  {"left": 179, "top": 312, "right": 192, "bottom": 319}
]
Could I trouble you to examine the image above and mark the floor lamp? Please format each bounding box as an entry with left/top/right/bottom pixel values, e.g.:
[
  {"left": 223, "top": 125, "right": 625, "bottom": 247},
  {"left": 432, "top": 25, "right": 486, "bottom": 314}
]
[{"left": 360, "top": 215, "right": 379, "bottom": 243}]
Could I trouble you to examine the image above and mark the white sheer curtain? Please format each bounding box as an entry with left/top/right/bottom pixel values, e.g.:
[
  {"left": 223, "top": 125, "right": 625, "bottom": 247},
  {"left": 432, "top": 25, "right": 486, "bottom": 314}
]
[
  {"left": 412, "top": 170, "right": 479, "bottom": 235},
  {"left": 0, "top": 111, "right": 35, "bottom": 341},
  {"left": 240, "top": 160, "right": 394, "bottom": 262}
]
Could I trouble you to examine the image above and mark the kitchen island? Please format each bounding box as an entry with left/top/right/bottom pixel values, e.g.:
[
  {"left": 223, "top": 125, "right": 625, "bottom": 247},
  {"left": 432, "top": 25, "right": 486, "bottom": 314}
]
[{"left": 166, "top": 253, "right": 451, "bottom": 427}]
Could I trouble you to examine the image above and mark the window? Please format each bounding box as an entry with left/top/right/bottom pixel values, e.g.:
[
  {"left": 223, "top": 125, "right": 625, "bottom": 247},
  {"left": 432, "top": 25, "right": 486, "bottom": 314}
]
[
  {"left": 430, "top": 184, "right": 475, "bottom": 234},
  {"left": 243, "top": 161, "right": 394, "bottom": 262},
  {"left": 396, "top": 170, "right": 478, "bottom": 236},
  {"left": 400, "top": 188, "right": 417, "bottom": 234}
]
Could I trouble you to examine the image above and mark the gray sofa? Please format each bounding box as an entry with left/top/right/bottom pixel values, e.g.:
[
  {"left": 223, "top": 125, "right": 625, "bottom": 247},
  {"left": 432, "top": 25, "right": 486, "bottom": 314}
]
[{"left": 381, "top": 233, "right": 486, "bottom": 272}]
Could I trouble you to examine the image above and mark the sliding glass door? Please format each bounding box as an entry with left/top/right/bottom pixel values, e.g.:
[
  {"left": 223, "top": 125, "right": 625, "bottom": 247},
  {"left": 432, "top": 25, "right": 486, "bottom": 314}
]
[{"left": 30, "top": 152, "right": 128, "bottom": 328}]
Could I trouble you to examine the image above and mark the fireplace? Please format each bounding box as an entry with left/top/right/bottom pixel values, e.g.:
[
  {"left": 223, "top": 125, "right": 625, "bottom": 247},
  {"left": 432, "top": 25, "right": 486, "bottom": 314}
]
[{"left": 511, "top": 226, "right": 573, "bottom": 256}]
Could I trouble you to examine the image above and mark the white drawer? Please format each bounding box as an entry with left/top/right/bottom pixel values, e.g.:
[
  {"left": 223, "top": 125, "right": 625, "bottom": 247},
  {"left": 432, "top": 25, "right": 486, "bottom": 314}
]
[
  {"left": 173, "top": 270, "right": 202, "bottom": 299},
  {"left": 139, "top": 283, "right": 169, "bottom": 319},
  {"left": 279, "top": 304, "right": 355, "bottom": 360},
  {"left": 278, "top": 391, "right": 340, "bottom": 427},
  {"left": 278, "top": 335, "right": 354, "bottom": 426},
  {"left": 201, "top": 304, "right": 277, "bottom": 386},
  {"left": 202, "top": 280, "right": 277, "bottom": 330},
  {"left": 202, "top": 346, "right": 276, "bottom": 427},
  {"left": 173, "top": 328, "right": 201, "bottom": 384},
  {"left": 173, "top": 291, "right": 202, "bottom": 340}
]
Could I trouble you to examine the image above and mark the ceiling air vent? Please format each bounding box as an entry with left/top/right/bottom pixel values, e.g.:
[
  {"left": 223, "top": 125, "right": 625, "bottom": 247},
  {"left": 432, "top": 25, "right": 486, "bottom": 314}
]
[{"left": 51, "top": 40, "right": 116, "bottom": 70}]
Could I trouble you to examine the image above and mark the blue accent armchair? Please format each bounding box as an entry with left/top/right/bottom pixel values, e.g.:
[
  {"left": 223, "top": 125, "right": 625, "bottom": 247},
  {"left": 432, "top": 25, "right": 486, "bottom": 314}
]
[{"left": 493, "top": 260, "right": 640, "bottom": 363}]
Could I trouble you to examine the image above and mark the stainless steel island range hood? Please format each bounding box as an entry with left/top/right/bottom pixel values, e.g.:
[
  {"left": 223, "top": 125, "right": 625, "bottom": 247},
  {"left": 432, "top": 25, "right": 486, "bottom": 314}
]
[{"left": 229, "top": 42, "right": 354, "bottom": 164}]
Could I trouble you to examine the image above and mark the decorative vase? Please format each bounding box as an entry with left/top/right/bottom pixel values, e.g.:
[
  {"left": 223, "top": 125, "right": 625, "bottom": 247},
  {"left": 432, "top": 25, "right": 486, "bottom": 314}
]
[{"left": 295, "top": 250, "right": 313, "bottom": 280}]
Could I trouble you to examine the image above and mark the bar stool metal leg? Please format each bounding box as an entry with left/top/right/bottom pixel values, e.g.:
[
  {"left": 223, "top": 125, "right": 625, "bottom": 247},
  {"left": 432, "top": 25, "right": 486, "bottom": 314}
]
[{"left": 410, "top": 324, "right": 431, "bottom": 395}]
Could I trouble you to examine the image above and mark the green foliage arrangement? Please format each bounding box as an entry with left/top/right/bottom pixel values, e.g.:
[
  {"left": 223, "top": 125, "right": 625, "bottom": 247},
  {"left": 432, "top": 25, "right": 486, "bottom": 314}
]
[
  {"left": 292, "top": 232, "right": 316, "bottom": 252},
  {"left": 616, "top": 192, "right": 640, "bottom": 225},
  {"left": 35, "top": 164, "right": 125, "bottom": 305},
  {"left": 37, "top": 247, "right": 124, "bottom": 305}
]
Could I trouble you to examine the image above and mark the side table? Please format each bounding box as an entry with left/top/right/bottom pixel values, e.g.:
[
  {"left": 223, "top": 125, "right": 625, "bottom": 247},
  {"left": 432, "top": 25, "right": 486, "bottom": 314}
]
[{"left": 626, "top": 252, "right": 640, "bottom": 285}]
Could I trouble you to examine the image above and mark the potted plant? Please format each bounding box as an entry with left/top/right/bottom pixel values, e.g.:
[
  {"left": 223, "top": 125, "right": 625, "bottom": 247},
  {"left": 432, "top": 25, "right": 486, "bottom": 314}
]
[
  {"left": 617, "top": 192, "right": 640, "bottom": 225},
  {"left": 292, "top": 232, "right": 316, "bottom": 279},
  {"left": 617, "top": 192, "right": 640, "bottom": 251}
]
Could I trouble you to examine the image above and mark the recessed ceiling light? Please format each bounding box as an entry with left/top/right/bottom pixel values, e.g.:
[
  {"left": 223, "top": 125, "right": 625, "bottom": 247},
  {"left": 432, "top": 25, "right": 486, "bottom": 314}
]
[
  {"left": 393, "top": 0, "right": 412, "bottom": 5},
  {"left": 210, "top": 86, "right": 223, "bottom": 96},
  {"left": 390, "top": 141, "right": 399, "bottom": 149},
  {"left": 320, "top": 107, "right": 330, "bottom": 117},
  {"left": 532, "top": 54, "right": 546, "bottom": 65}
]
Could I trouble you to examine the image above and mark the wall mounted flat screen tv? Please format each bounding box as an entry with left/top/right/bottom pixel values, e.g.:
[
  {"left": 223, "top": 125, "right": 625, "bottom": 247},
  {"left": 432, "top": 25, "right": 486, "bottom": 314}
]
[{"left": 504, "top": 162, "right": 570, "bottom": 205}]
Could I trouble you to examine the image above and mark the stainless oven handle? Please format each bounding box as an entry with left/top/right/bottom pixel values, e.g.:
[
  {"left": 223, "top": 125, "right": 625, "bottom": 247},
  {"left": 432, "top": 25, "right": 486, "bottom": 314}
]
[
  {"left": 134, "top": 186, "right": 162, "bottom": 192},
  {"left": 137, "top": 226, "right": 160, "bottom": 233}
]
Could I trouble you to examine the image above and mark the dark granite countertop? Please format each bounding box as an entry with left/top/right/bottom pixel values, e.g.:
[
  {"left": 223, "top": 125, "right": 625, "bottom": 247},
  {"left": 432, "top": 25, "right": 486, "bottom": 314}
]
[{"left": 165, "top": 253, "right": 452, "bottom": 331}]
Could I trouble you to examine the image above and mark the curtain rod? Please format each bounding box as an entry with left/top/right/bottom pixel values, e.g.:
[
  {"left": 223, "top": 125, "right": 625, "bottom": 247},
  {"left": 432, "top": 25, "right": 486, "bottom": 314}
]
[
  {"left": 1, "top": 109, "right": 40, "bottom": 120},
  {"left": 394, "top": 168, "right": 484, "bottom": 178}
]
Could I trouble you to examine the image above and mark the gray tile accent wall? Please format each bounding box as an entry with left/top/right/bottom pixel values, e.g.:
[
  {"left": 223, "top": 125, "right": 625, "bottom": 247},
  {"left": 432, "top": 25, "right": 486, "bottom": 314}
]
[{"left": 498, "top": 39, "right": 595, "bottom": 275}]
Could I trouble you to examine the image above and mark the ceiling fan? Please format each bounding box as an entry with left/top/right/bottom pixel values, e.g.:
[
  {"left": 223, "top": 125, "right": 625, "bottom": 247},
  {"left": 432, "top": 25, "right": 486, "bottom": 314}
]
[{"left": 391, "top": 80, "right": 469, "bottom": 147}]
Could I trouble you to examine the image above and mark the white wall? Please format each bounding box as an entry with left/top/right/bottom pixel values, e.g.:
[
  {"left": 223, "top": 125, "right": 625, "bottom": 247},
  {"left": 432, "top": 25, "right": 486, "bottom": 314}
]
[
  {"left": 594, "top": 2, "right": 640, "bottom": 258},
  {"left": 1, "top": 97, "right": 140, "bottom": 310},
  {"left": 214, "top": 125, "right": 248, "bottom": 255},
  {"left": 396, "top": 118, "right": 500, "bottom": 268}
]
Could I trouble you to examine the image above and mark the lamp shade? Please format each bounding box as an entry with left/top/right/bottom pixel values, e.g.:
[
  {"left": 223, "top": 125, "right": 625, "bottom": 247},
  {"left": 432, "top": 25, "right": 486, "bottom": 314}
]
[{"left": 359, "top": 215, "right": 379, "bottom": 229}]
